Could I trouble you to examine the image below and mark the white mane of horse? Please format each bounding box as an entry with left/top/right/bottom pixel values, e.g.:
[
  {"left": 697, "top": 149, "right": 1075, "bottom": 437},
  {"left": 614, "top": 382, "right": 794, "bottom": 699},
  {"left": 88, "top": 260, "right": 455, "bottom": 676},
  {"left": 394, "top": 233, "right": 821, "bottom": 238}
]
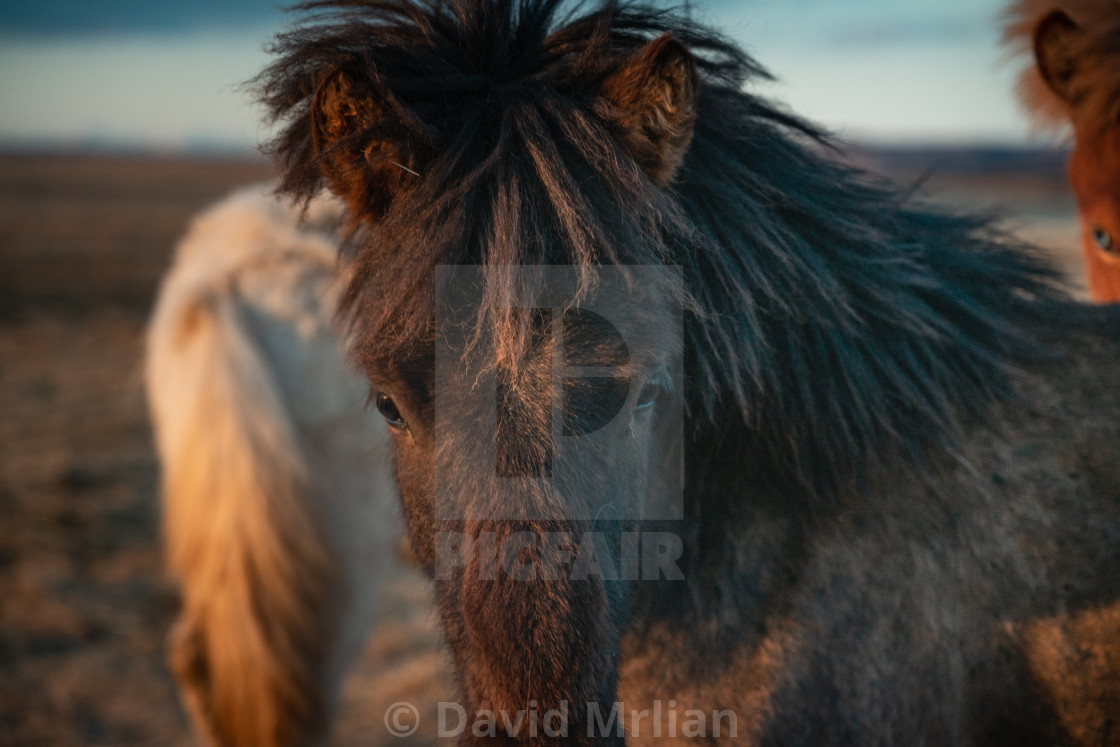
[{"left": 145, "top": 183, "right": 399, "bottom": 746}]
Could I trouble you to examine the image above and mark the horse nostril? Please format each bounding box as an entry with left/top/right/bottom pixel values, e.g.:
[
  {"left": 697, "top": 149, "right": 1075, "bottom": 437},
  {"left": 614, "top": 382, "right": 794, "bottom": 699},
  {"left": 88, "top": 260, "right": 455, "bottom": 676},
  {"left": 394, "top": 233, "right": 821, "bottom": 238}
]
[{"left": 1093, "top": 227, "right": 1116, "bottom": 255}]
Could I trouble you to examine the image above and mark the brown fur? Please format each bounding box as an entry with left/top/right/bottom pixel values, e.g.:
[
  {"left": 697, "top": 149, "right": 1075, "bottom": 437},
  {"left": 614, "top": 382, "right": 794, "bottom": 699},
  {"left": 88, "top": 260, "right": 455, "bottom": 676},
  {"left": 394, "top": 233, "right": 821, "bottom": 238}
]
[
  {"left": 599, "top": 34, "right": 699, "bottom": 186},
  {"left": 1004, "top": 0, "right": 1120, "bottom": 302},
  {"left": 312, "top": 69, "right": 422, "bottom": 222},
  {"left": 1021, "top": 603, "right": 1120, "bottom": 744},
  {"left": 1003, "top": 0, "right": 1120, "bottom": 132},
  {"left": 1068, "top": 125, "right": 1120, "bottom": 300}
]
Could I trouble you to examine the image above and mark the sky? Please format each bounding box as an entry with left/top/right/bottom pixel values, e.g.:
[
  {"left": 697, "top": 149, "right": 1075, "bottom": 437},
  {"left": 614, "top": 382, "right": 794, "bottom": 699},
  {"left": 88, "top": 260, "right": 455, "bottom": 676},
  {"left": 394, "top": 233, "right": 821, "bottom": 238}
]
[{"left": 0, "top": 0, "right": 1054, "bottom": 152}]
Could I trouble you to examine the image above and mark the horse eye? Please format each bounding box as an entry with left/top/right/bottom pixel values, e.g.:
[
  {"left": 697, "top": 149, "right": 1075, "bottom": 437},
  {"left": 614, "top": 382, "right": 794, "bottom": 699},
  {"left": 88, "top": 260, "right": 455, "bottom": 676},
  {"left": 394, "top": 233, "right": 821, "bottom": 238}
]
[
  {"left": 1093, "top": 227, "right": 1116, "bottom": 254},
  {"left": 635, "top": 383, "right": 660, "bottom": 411},
  {"left": 374, "top": 392, "right": 408, "bottom": 429}
]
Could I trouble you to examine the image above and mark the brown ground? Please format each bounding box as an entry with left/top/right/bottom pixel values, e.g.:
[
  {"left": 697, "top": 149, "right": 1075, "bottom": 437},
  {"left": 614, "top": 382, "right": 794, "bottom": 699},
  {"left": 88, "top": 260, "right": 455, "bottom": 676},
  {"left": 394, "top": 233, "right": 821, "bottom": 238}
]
[{"left": 0, "top": 151, "right": 1086, "bottom": 746}]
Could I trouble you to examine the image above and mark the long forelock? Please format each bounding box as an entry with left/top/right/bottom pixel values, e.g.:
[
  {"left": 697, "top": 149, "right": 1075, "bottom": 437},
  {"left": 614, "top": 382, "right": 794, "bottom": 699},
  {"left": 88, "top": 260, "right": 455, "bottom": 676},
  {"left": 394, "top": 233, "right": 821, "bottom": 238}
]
[
  {"left": 253, "top": 0, "right": 747, "bottom": 379},
  {"left": 336, "top": 78, "right": 696, "bottom": 380}
]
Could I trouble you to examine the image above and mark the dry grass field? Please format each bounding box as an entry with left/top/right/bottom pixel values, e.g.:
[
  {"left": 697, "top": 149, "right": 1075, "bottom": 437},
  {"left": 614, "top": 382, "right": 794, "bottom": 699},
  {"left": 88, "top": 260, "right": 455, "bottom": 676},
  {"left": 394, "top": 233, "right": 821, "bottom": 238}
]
[{"left": 0, "top": 150, "right": 1085, "bottom": 746}]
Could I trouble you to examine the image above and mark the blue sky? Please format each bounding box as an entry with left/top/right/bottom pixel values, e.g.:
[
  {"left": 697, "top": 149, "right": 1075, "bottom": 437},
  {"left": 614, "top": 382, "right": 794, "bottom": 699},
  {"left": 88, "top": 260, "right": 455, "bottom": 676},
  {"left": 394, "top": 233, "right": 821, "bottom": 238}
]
[{"left": 0, "top": 0, "right": 1053, "bottom": 151}]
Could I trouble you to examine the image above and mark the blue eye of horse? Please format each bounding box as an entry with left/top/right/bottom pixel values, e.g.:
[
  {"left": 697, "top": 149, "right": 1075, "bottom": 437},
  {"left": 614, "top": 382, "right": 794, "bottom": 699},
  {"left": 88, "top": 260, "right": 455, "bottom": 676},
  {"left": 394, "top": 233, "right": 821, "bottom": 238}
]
[
  {"left": 374, "top": 392, "right": 408, "bottom": 429},
  {"left": 635, "top": 383, "right": 660, "bottom": 410},
  {"left": 1093, "top": 227, "right": 1116, "bottom": 254}
]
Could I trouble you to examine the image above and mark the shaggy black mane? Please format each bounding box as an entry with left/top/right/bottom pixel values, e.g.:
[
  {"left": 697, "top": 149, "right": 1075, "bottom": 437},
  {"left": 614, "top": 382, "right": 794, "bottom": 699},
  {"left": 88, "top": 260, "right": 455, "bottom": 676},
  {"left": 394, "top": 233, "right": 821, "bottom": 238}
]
[{"left": 256, "top": 0, "right": 1062, "bottom": 499}]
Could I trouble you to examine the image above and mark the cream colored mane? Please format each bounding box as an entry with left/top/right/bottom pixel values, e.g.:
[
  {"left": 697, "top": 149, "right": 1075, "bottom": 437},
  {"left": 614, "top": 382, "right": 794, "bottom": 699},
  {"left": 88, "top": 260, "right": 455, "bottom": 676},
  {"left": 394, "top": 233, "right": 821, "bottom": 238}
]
[{"left": 146, "top": 184, "right": 399, "bottom": 746}]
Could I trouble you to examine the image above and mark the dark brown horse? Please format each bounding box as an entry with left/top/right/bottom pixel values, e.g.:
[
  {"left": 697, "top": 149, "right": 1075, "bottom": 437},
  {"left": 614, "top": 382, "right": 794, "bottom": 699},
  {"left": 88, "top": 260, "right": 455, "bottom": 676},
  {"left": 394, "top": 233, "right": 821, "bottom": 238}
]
[
  {"left": 1005, "top": 0, "right": 1120, "bottom": 302},
  {"left": 259, "top": 1, "right": 1120, "bottom": 743}
]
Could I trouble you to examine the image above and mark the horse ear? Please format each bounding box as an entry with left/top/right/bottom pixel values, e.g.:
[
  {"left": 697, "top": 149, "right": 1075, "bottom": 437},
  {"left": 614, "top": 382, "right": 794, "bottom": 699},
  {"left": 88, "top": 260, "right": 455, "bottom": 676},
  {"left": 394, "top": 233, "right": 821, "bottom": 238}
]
[
  {"left": 600, "top": 34, "right": 700, "bottom": 185},
  {"left": 1033, "top": 11, "right": 1084, "bottom": 104},
  {"left": 310, "top": 67, "right": 411, "bottom": 221}
]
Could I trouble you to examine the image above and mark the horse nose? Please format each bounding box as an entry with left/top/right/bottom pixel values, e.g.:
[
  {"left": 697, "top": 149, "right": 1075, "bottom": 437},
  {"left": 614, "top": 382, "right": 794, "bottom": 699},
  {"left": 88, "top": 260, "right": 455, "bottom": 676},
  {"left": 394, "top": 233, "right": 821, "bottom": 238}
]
[{"left": 449, "top": 521, "right": 620, "bottom": 732}]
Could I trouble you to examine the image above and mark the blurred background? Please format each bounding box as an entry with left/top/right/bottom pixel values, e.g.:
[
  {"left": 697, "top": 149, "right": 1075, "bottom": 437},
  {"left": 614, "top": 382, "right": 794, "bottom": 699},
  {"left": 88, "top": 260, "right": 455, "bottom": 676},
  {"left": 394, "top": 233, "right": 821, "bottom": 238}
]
[
  {"left": 0, "top": 1, "right": 1081, "bottom": 745},
  {"left": 0, "top": 0, "right": 1067, "bottom": 147}
]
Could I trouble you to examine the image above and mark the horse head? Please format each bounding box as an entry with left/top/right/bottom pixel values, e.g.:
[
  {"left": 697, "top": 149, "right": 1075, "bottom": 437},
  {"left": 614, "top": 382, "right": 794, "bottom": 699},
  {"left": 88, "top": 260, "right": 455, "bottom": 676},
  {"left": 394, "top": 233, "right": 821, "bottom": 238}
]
[
  {"left": 1024, "top": 7, "right": 1120, "bottom": 301},
  {"left": 262, "top": 10, "right": 701, "bottom": 739}
]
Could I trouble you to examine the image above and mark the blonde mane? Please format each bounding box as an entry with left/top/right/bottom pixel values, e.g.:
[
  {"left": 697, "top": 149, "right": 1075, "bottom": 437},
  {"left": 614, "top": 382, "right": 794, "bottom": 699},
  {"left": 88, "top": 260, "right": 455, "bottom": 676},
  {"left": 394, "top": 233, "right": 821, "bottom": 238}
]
[
  {"left": 1004, "top": 0, "right": 1120, "bottom": 131},
  {"left": 146, "top": 185, "right": 397, "bottom": 746}
]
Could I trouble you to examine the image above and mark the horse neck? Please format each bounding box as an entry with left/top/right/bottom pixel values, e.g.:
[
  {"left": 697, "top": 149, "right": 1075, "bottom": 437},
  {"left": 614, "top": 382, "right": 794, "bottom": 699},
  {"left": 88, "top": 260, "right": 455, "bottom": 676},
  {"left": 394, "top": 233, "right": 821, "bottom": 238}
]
[{"left": 624, "top": 422, "right": 816, "bottom": 639}]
